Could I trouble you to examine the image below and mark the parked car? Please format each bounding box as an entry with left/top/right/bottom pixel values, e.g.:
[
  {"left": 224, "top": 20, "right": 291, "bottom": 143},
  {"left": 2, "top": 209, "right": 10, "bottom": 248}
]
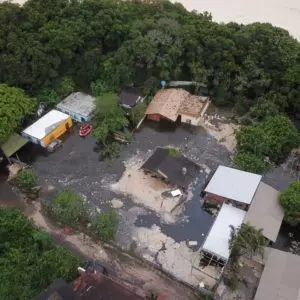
[
  {"left": 47, "top": 139, "right": 62, "bottom": 152},
  {"left": 79, "top": 124, "right": 92, "bottom": 137}
]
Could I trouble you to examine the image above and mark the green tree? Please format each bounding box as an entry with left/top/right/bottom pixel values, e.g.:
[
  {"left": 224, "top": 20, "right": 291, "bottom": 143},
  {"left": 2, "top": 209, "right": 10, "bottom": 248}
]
[
  {"left": 236, "top": 116, "right": 300, "bottom": 164},
  {"left": 229, "top": 223, "right": 268, "bottom": 259},
  {"left": 0, "top": 208, "right": 80, "bottom": 299},
  {"left": 129, "top": 101, "right": 147, "bottom": 126},
  {"left": 93, "top": 93, "right": 129, "bottom": 144},
  {"left": 0, "top": 84, "right": 36, "bottom": 144},
  {"left": 46, "top": 190, "right": 89, "bottom": 227},
  {"left": 234, "top": 151, "right": 268, "bottom": 174},
  {"left": 90, "top": 209, "right": 118, "bottom": 242},
  {"left": 37, "top": 88, "right": 60, "bottom": 106},
  {"left": 57, "top": 76, "right": 75, "bottom": 97},
  {"left": 279, "top": 181, "right": 300, "bottom": 225}
]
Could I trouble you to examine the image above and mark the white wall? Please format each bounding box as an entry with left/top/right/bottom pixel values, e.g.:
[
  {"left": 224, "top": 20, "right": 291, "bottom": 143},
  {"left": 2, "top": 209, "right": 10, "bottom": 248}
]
[{"left": 181, "top": 114, "right": 201, "bottom": 126}]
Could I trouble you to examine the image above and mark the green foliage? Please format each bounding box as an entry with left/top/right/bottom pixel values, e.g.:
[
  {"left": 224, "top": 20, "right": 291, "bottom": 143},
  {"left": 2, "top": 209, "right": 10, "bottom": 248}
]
[
  {"left": 100, "top": 142, "right": 122, "bottom": 160},
  {"left": 57, "top": 76, "right": 75, "bottom": 97},
  {"left": 129, "top": 101, "right": 147, "bottom": 126},
  {"left": 229, "top": 223, "right": 268, "bottom": 260},
  {"left": 0, "top": 1, "right": 299, "bottom": 118},
  {"left": 17, "top": 169, "right": 37, "bottom": 191},
  {"left": 37, "top": 88, "right": 60, "bottom": 106},
  {"left": 46, "top": 190, "right": 89, "bottom": 227},
  {"left": 0, "top": 84, "right": 36, "bottom": 144},
  {"left": 225, "top": 275, "right": 239, "bottom": 291},
  {"left": 93, "top": 92, "right": 129, "bottom": 159},
  {"left": 90, "top": 209, "right": 118, "bottom": 242},
  {"left": 90, "top": 80, "right": 111, "bottom": 97},
  {"left": 234, "top": 151, "right": 268, "bottom": 174},
  {"left": 0, "top": 208, "right": 80, "bottom": 299},
  {"left": 167, "top": 147, "right": 180, "bottom": 157},
  {"left": 280, "top": 181, "right": 300, "bottom": 225},
  {"left": 236, "top": 116, "right": 300, "bottom": 165}
]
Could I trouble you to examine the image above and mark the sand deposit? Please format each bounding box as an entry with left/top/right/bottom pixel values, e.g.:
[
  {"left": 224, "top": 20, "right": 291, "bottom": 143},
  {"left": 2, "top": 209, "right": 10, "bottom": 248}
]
[
  {"left": 133, "top": 224, "right": 217, "bottom": 288},
  {"left": 110, "top": 155, "right": 184, "bottom": 221}
]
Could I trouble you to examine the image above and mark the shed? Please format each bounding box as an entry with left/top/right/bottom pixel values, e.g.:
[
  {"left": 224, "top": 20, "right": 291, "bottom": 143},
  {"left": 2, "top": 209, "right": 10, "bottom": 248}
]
[
  {"left": 254, "top": 248, "right": 300, "bottom": 300},
  {"left": 56, "top": 92, "right": 95, "bottom": 122},
  {"left": 1, "top": 133, "right": 28, "bottom": 158},
  {"left": 244, "top": 182, "right": 284, "bottom": 242},
  {"left": 204, "top": 166, "right": 262, "bottom": 205},
  {"left": 201, "top": 204, "right": 246, "bottom": 260},
  {"left": 119, "top": 87, "right": 144, "bottom": 108},
  {"left": 22, "top": 110, "right": 72, "bottom": 147}
]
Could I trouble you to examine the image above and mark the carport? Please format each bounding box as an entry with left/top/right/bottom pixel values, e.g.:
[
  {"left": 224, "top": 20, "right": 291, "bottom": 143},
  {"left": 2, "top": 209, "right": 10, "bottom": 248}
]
[{"left": 1, "top": 133, "right": 28, "bottom": 163}]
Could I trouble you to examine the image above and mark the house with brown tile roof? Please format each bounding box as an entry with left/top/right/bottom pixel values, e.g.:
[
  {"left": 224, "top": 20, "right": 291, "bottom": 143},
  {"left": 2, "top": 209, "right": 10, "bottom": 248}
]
[
  {"left": 145, "top": 88, "right": 209, "bottom": 125},
  {"left": 178, "top": 95, "right": 210, "bottom": 126}
]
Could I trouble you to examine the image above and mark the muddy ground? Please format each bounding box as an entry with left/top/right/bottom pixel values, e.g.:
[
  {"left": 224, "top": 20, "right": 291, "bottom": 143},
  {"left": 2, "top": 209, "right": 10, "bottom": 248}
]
[{"left": 8, "top": 108, "right": 299, "bottom": 292}]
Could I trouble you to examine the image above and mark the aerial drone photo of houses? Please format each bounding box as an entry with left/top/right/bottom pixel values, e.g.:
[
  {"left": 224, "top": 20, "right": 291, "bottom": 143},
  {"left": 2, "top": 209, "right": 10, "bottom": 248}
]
[{"left": 1, "top": 0, "right": 300, "bottom": 300}]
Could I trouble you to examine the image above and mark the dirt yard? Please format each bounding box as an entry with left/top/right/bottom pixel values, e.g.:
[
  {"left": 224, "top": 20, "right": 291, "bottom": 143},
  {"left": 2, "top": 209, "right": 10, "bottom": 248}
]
[{"left": 22, "top": 201, "right": 201, "bottom": 300}]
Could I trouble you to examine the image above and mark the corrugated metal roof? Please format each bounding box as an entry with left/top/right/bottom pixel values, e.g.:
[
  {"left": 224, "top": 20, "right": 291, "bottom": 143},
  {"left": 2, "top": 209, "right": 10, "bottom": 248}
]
[
  {"left": 254, "top": 248, "right": 300, "bottom": 300},
  {"left": 204, "top": 166, "right": 262, "bottom": 204},
  {"left": 244, "top": 182, "right": 284, "bottom": 242},
  {"left": 202, "top": 204, "right": 246, "bottom": 260},
  {"left": 57, "top": 92, "right": 95, "bottom": 118},
  {"left": 22, "top": 110, "right": 69, "bottom": 140},
  {"left": 1, "top": 133, "right": 28, "bottom": 157}
]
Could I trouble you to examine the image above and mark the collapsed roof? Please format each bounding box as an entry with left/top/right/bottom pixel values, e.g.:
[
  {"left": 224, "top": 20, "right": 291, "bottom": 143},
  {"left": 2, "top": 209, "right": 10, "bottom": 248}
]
[{"left": 142, "top": 147, "right": 201, "bottom": 189}]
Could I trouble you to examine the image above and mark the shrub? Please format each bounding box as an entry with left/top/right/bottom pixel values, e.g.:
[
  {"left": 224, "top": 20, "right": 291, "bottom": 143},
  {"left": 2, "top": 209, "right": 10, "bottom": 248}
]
[
  {"left": 46, "top": 190, "right": 89, "bottom": 227},
  {"left": 225, "top": 275, "right": 239, "bottom": 291},
  {"left": 236, "top": 115, "right": 300, "bottom": 164},
  {"left": 90, "top": 209, "right": 118, "bottom": 242},
  {"left": 167, "top": 147, "right": 180, "bottom": 157},
  {"left": 234, "top": 151, "right": 269, "bottom": 174},
  {"left": 17, "top": 169, "right": 37, "bottom": 191},
  {"left": 279, "top": 181, "right": 300, "bottom": 225}
]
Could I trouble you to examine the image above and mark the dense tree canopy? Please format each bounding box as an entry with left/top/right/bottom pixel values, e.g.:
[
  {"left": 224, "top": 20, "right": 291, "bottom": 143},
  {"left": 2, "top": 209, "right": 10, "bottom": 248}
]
[
  {"left": 235, "top": 116, "right": 300, "bottom": 173},
  {"left": 0, "top": 208, "right": 80, "bottom": 299},
  {"left": 0, "top": 0, "right": 299, "bottom": 116},
  {"left": 0, "top": 84, "right": 36, "bottom": 144},
  {"left": 280, "top": 181, "right": 300, "bottom": 225}
]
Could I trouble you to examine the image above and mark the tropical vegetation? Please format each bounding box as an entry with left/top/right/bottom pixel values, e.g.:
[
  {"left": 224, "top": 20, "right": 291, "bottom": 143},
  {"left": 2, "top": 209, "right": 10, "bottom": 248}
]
[
  {"left": 280, "top": 181, "right": 300, "bottom": 225},
  {"left": 0, "top": 208, "right": 80, "bottom": 299}
]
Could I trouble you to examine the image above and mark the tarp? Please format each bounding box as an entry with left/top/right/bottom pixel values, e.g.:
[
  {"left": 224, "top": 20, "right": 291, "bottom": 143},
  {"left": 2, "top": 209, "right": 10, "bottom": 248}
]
[{"left": 1, "top": 133, "right": 28, "bottom": 157}]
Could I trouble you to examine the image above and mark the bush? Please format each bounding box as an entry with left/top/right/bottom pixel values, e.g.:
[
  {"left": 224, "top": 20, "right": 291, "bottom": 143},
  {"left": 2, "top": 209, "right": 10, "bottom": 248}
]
[
  {"left": 234, "top": 151, "right": 269, "bottom": 174},
  {"left": 279, "top": 181, "right": 300, "bottom": 225},
  {"left": 17, "top": 169, "right": 37, "bottom": 191},
  {"left": 225, "top": 275, "right": 239, "bottom": 291},
  {"left": 90, "top": 209, "right": 118, "bottom": 242},
  {"left": 167, "top": 147, "right": 180, "bottom": 157},
  {"left": 46, "top": 190, "right": 89, "bottom": 227},
  {"left": 236, "top": 115, "right": 300, "bottom": 164}
]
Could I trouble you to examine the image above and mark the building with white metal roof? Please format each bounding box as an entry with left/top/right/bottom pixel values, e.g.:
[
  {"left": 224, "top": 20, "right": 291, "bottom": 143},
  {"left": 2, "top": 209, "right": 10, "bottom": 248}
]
[
  {"left": 204, "top": 166, "right": 262, "bottom": 205},
  {"left": 22, "top": 110, "right": 72, "bottom": 147},
  {"left": 201, "top": 204, "right": 246, "bottom": 260},
  {"left": 56, "top": 92, "right": 95, "bottom": 122}
]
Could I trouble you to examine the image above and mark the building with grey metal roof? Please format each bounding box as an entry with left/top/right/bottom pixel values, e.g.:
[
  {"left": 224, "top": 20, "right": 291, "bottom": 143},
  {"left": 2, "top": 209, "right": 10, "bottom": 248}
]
[
  {"left": 244, "top": 182, "right": 284, "bottom": 242},
  {"left": 254, "top": 248, "right": 300, "bottom": 300},
  {"left": 56, "top": 92, "right": 96, "bottom": 122}
]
